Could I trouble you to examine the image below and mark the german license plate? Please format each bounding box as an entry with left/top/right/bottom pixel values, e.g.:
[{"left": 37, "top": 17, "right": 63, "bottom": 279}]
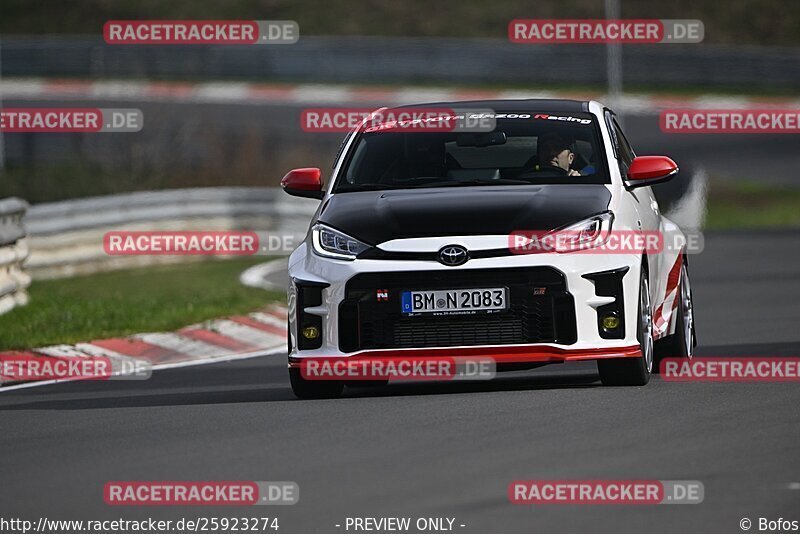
[{"left": 401, "top": 288, "right": 508, "bottom": 316}]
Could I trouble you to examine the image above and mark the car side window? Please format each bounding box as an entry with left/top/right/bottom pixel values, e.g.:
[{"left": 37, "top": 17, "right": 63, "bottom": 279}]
[
  {"left": 333, "top": 131, "right": 354, "bottom": 170},
  {"left": 604, "top": 111, "right": 636, "bottom": 176},
  {"left": 613, "top": 118, "right": 636, "bottom": 173}
]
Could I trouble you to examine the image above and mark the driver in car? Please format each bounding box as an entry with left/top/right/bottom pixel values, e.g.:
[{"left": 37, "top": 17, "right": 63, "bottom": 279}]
[{"left": 536, "top": 133, "right": 582, "bottom": 176}]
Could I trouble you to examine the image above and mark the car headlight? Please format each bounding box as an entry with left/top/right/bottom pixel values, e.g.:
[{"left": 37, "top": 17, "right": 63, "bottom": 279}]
[
  {"left": 547, "top": 211, "right": 614, "bottom": 252},
  {"left": 311, "top": 224, "right": 370, "bottom": 260}
]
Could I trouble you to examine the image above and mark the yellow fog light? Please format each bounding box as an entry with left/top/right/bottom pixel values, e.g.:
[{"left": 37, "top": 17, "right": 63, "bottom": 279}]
[
  {"left": 601, "top": 314, "right": 620, "bottom": 331},
  {"left": 302, "top": 326, "right": 320, "bottom": 339}
]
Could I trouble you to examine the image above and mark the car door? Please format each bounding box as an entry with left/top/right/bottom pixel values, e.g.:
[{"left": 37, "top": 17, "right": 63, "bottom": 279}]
[{"left": 604, "top": 111, "right": 662, "bottom": 290}]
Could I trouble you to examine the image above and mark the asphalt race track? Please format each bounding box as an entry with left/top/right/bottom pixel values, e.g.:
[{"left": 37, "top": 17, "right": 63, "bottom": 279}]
[
  {"left": 3, "top": 94, "right": 799, "bottom": 533},
  {"left": 2, "top": 230, "right": 800, "bottom": 533}
]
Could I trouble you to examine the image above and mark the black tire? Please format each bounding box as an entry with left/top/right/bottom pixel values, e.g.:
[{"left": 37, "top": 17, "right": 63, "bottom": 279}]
[
  {"left": 597, "top": 266, "right": 653, "bottom": 386},
  {"left": 289, "top": 368, "right": 344, "bottom": 399},
  {"left": 653, "top": 261, "right": 695, "bottom": 373}
]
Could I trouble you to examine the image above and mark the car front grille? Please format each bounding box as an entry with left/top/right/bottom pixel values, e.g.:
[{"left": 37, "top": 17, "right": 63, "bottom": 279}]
[{"left": 338, "top": 267, "right": 576, "bottom": 352}]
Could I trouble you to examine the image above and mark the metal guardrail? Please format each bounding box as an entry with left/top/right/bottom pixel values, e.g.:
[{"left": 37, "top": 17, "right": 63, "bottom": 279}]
[
  {"left": 2, "top": 36, "right": 799, "bottom": 90},
  {"left": 24, "top": 187, "right": 319, "bottom": 279},
  {"left": 0, "top": 197, "right": 31, "bottom": 315},
  {"left": 21, "top": 180, "right": 702, "bottom": 281}
]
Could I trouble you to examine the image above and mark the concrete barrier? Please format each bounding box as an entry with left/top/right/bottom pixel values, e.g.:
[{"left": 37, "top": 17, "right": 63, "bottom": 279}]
[{"left": 0, "top": 197, "right": 31, "bottom": 314}]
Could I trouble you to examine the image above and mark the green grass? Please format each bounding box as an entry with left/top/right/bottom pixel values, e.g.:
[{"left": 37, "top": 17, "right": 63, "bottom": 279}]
[
  {"left": 705, "top": 180, "right": 800, "bottom": 229},
  {"left": 0, "top": 258, "right": 285, "bottom": 351}
]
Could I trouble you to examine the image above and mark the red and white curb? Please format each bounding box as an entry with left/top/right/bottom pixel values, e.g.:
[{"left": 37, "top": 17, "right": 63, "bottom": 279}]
[
  {"left": 3, "top": 78, "right": 799, "bottom": 114},
  {"left": 0, "top": 304, "right": 288, "bottom": 391}
]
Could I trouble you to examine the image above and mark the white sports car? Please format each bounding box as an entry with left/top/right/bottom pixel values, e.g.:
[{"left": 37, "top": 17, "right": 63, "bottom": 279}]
[{"left": 282, "top": 99, "right": 695, "bottom": 398}]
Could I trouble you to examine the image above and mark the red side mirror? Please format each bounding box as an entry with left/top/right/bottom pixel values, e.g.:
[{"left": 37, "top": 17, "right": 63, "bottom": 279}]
[
  {"left": 281, "top": 168, "right": 324, "bottom": 199},
  {"left": 625, "top": 156, "right": 678, "bottom": 188}
]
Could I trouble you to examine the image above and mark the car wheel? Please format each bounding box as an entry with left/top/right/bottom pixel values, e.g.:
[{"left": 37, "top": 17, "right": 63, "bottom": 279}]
[
  {"left": 653, "top": 261, "right": 695, "bottom": 372},
  {"left": 597, "top": 266, "right": 653, "bottom": 386},
  {"left": 289, "top": 368, "right": 344, "bottom": 399}
]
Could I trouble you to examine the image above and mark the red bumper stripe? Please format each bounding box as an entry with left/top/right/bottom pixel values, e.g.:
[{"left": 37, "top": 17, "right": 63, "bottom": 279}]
[{"left": 289, "top": 345, "right": 641, "bottom": 367}]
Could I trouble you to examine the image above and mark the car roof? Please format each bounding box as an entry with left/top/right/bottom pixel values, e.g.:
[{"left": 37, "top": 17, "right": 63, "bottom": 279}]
[{"left": 391, "top": 99, "right": 590, "bottom": 113}]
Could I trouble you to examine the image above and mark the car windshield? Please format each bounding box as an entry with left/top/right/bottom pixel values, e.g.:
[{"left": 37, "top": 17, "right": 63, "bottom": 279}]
[{"left": 334, "top": 112, "right": 608, "bottom": 192}]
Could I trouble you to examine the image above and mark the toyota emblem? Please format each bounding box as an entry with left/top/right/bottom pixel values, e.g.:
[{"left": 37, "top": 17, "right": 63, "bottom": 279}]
[{"left": 438, "top": 245, "right": 469, "bottom": 266}]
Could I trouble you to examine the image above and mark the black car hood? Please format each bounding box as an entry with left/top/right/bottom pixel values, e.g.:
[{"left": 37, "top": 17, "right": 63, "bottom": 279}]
[{"left": 316, "top": 185, "right": 612, "bottom": 244}]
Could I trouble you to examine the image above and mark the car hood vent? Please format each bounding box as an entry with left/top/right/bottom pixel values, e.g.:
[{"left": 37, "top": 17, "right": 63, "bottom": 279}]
[{"left": 318, "top": 185, "right": 612, "bottom": 244}]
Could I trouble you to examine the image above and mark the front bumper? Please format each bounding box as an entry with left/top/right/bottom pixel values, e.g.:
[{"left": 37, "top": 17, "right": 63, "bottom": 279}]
[{"left": 288, "top": 242, "right": 643, "bottom": 363}]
